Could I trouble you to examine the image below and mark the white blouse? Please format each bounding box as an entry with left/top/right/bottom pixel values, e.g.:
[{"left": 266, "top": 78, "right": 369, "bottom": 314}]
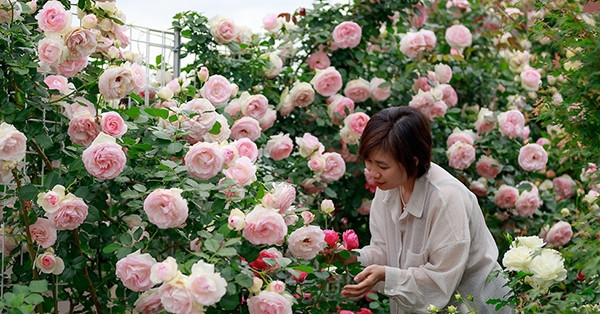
[{"left": 356, "top": 163, "right": 512, "bottom": 313}]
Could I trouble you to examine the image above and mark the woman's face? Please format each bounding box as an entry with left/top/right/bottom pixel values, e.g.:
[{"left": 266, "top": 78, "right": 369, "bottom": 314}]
[{"left": 364, "top": 150, "right": 411, "bottom": 191}]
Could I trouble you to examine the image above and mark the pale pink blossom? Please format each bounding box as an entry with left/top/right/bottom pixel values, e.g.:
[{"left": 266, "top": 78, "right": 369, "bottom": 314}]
[
  {"left": 307, "top": 51, "right": 330, "bottom": 70},
  {"left": 446, "top": 128, "right": 478, "bottom": 147},
  {"left": 243, "top": 205, "right": 287, "bottom": 245},
  {"left": 68, "top": 113, "right": 99, "bottom": 147},
  {"left": 144, "top": 188, "right": 188, "bottom": 229},
  {"left": 46, "top": 195, "right": 88, "bottom": 230},
  {"left": 159, "top": 278, "right": 194, "bottom": 314},
  {"left": 434, "top": 64, "right": 453, "bottom": 84},
  {"left": 289, "top": 82, "right": 315, "bottom": 107},
  {"left": 420, "top": 29, "right": 437, "bottom": 51},
  {"left": 248, "top": 291, "right": 292, "bottom": 314},
  {"left": 129, "top": 63, "right": 147, "bottom": 91},
  {"left": 81, "top": 14, "right": 97, "bottom": 29},
  {"left": 186, "top": 260, "right": 227, "bottom": 306},
  {"left": 64, "top": 27, "right": 97, "bottom": 59},
  {"left": 270, "top": 182, "right": 296, "bottom": 212},
  {"left": 221, "top": 143, "right": 238, "bottom": 167},
  {"left": 288, "top": 225, "right": 326, "bottom": 260},
  {"left": 410, "top": 3, "right": 428, "bottom": 28},
  {"left": 223, "top": 156, "right": 256, "bottom": 186},
  {"left": 518, "top": 143, "right": 548, "bottom": 172},
  {"left": 230, "top": 117, "right": 261, "bottom": 141},
  {"left": 234, "top": 138, "right": 259, "bottom": 163},
  {"left": 327, "top": 94, "right": 355, "bottom": 123},
  {"left": 476, "top": 156, "right": 502, "bottom": 179},
  {"left": 498, "top": 110, "right": 525, "bottom": 139},
  {"left": 267, "top": 280, "right": 286, "bottom": 294},
  {"left": 36, "top": 185, "right": 65, "bottom": 213},
  {"left": 445, "top": 24, "right": 472, "bottom": 49},
  {"left": 241, "top": 94, "right": 269, "bottom": 120},
  {"left": 259, "top": 109, "right": 277, "bottom": 131},
  {"left": 37, "top": 37, "right": 65, "bottom": 65},
  {"left": 134, "top": 289, "right": 163, "bottom": 314},
  {"left": 180, "top": 98, "right": 218, "bottom": 144},
  {"left": 321, "top": 152, "right": 346, "bottom": 181},
  {"left": 409, "top": 91, "right": 436, "bottom": 118},
  {"left": 208, "top": 16, "right": 237, "bottom": 44},
  {"left": 521, "top": 67, "right": 542, "bottom": 91},
  {"left": 265, "top": 133, "right": 293, "bottom": 161},
  {"left": 553, "top": 175, "right": 575, "bottom": 198},
  {"left": 100, "top": 111, "right": 127, "bottom": 137},
  {"left": 439, "top": 84, "right": 458, "bottom": 106},
  {"left": 35, "top": 251, "right": 65, "bottom": 275},
  {"left": 515, "top": 190, "right": 542, "bottom": 217},
  {"left": 494, "top": 185, "right": 519, "bottom": 209},
  {"left": 413, "top": 77, "right": 432, "bottom": 92},
  {"left": 0, "top": 123, "right": 27, "bottom": 162},
  {"left": 0, "top": 0, "right": 22, "bottom": 24},
  {"left": 185, "top": 142, "right": 224, "bottom": 180},
  {"left": 99, "top": 66, "right": 135, "bottom": 100},
  {"left": 44, "top": 75, "right": 69, "bottom": 93},
  {"left": 311, "top": 67, "right": 343, "bottom": 97},
  {"left": 82, "top": 133, "right": 126, "bottom": 179},
  {"left": 227, "top": 208, "right": 246, "bottom": 231},
  {"left": 295, "top": 133, "right": 324, "bottom": 158},
  {"left": 544, "top": 221, "right": 572, "bottom": 247},
  {"left": 470, "top": 178, "right": 487, "bottom": 197},
  {"left": 474, "top": 108, "right": 496, "bottom": 134},
  {"left": 446, "top": 141, "right": 476, "bottom": 170},
  {"left": 400, "top": 32, "right": 426, "bottom": 58},
  {"left": 29, "top": 218, "right": 57, "bottom": 248},
  {"left": 35, "top": 1, "right": 71, "bottom": 34},
  {"left": 344, "top": 78, "right": 371, "bottom": 103},
  {"left": 262, "top": 52, "right": 283, "bottom": 78},
  {"left": 200, "top": 75, "right": 232, "bottom": 106},
  {"left": 301, "top": 211, "right": 315, "bottom": 225},
  {"left": 263, "top": 13, "right": 282, "bottom": 33},
  {"left": 150, "top": 256, "right": 178, "bottom": 284},
  {"left": 344, "top": 112, "right": 370, "bottom": 136},
  {"left": 332, "top": 21, "right": 362, "bottom": 49},
  {"left": 370, "top": 77, "right": 391, "bottom": 101}
]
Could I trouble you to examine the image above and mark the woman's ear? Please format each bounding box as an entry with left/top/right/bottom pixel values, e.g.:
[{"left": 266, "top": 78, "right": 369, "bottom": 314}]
[{"left": 413, "top": 156, "right": 419, "bottom": 167}]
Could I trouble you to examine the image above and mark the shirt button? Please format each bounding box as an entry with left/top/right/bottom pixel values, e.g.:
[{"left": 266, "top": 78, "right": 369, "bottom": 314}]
[{"left": 390, "top": 289, "right": 395, "bottom": 293}]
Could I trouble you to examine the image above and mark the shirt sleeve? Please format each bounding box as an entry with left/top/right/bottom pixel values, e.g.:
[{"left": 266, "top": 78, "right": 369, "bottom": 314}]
[
  {"left": 383, "top": 187, "right": 472, "bottom": 312},
  {"left": 354, "top": 189, "right": 388, "bottom": 266}
]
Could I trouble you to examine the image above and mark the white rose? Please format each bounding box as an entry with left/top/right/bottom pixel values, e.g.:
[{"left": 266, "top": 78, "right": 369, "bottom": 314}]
[
  {"left": 528, "top": 248, "right": 566, "bottom": 282},
  {"left": 502, "top": 246, "right": 532, "bottom": 272},
  {"left": 512, "top": 235, "right": 545, "bottom": 249}
]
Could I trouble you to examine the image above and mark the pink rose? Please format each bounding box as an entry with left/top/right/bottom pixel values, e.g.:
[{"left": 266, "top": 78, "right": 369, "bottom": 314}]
[
  {"left": 307, "top": 51, "right": 331, "bottom": 70},
  {"left": 144, "top": 188, "right": 188, "bottom": 229},
  {"left": 553, "top": 175, "right": 575, "bottom": 198},
  {"left": 248, "top": 291, "right": 293, "bottom": 314},
  {"left": 209, "top": 16, "right": 237, "bottom": 44},
  {"left": 63, "top": 97, "right": 96, "bottom": 120},
  {"left": 35, "top": 1, "right": 71, "bottom": 34},
  {"left": 518, "top": 143, "right": 548, "bottom": 172},
  {"left": 475, "top": 156, "right": 502, "bottom": 179},
  {"left": 68, "top": 113, "right": 99, "bottom": 147},
  {"left": 200, "top": 75, "right": 232, "bottom": 106},
  {"left": 445, "top": 24, "right": 472, "bottom": 49},
  {"left": 344, "top": 78, "right": 371, "bottom": 103},
  {"left": 263, "top": 13, "right": 282, "bottom": 32},
  {"left": 515, "top": 190, "right": 542, "bottom": 217},
  {"left": 520, "top": 68, "right": 541, "bottom": 91},
  {"left": 99, "top": 66, "right": 135, "bottom": 100},
  {"left": 411, "top": 3, "right": 428, "bottom": 27},
  {"left": 46, "top": 196, "right": 88, "bottom": 230},
  {"left": 186, "top": 260, "right": 228, "bottom": 306},
  {"left": 180, "top": 99, "right": 218, "bottom": 144},
  {"left": 249, "top": 248, "right": 283, "bottom": 272},
  {"left": 82, "top": 133, "right": 127, "bottom": 179},
  {"left": 498, "top": 110, "right": 525, "bottom": 139},
  {"left": 64, "top": 27, "right": 97, "bottom": 59},
  {"left": 409, "top": 91, "right": 435, "bottom": 117},
  {"left": 342, "top": 229, "right": 359, "bottom": 250},
  {"left": 35, "top": 251, "right": 64, "bottom": 275},
  {"left": 270, "top": 182, "right": 296, "bottom": 212},
  {"left": 159, "top": 280, "right": 194, "bottom": 314},
  {"left": 129, "top": 63, "right": 147, "bottom": 91},
  {"left": 321, "top": 152, "right": 346, "bottom": 182},
  {"left": 428, "top": 101, "right": 448, "bottom": 120},
  {"left": 265, "top": 133, "right": 293, "bottom": 161},
  {"left": 544, "top": 221, "right": 573, "bottom": 247},
  {"left": 400, "top": 32, "right": 426, "bottom": 58},
  {"left": 536, "top": 137, "right": 551, "bottom": 147},
  {"left": 289, "top": 82, "right": 315, "bottom": 107},
  {"left": 234, "top": 138, "right": 259, "bottom": 163},
  {"left": 308, "top": 154, "right": 326, "bottom": 174},
  {"left": 0, "top": 123, "right": 27, "bottom": 162},
  {"left": 243, "top": 205, "right": 288, "bottom": 245},
  {"left": 190, "top": 237, "right": 202, "bottom": 252},
  {"left": 295, "top": 133, "right": 324, "bottom": 158},
  {"left": 419, "top": 29, "right": 437, "bottom": 51},
  {"left": 185, "top": 142, "right": 223, "bottom": 180},
  {"left": 150, "top": 256, "right": 178, "bottom": 284},
  {"left": 262, "top": 52, "right": 283, "bottom": 78},
  {"left": 111, "top": 23, "right": 130, "bottom": 48},
  {"left": 53, "top": 57, "right": 88, "bottom": 78},
  {"left": 434, "top": 64, "right": 452, "bottom": 84},
  {"left": 37, "top": 37, "right": 65, "bottom": 65},
  {"left": 221, "top": 144, "right": 238, "bottom": 167},
  {"left": 44, "top": 75, "right": 69, "bottom": 93},
  {"left": 357, "top": 198, "right": 372, "bottom": 215},
  {"left": 446, "top": 128, "right": 478, "bottom": 147},
  {"left": 0, "top": 0, "right": 21, "bottom": 24},
  {"left": 259, "top": 108, "right": 277, "bottom": 131},
  {"left": 301, "top": 178, "right": 326, "bottom": 194},
  {"left": 370, "top": 77, "right": 391, "bottom": 101},
  {"left": 323, "top": 229, "right": 339, "bottom": 247},
  {"left": 413, "top": 77, "right": 431, "bottom": 93},
  {"left": 327, "top": 94, "right": 355, "bottom": 123},
  {"left": 494, "top": 185, "right": 519, "bottom": 209},
  {"left": 332, "top": 21, "right": 362, "bottom": 49},
  {"left": 474, "top": 108, "right": 496, "bottom": 134},
  {"left": 470, "top": 179, "right": 487, "bottom": 197},
  {"left": 100, "top": 111, "right": 127, "bottom": 137},
  {"left": 440, "top": 84, "right": 458, "bottom": 107},
  {"left": 446, "top": 141, "right": 476, "bottom": 170},
  {"left": 134, "top": 289, "right": 163, "bottom": 314},
  {"left": 116, "top": 250, "right": 157, "bottom": 292},
  {"left": 29, "top": 218, "right": 57, "bottom": 248},
  {"left": 241, "top": 94, "right": 268, "bottom": 120},
  {"left": 230, "top": 117, "right": 261, "bottom": 141},
  {"left": 288, "top": 225, "right": 326, "bottom": 260},
  {"left": 223, "top": 156, "right": 256, "bottom": 186},
  {"left": 311, "top": 67, "right": 343, "bottom": 97},
  {"left": 344, "top": 112, "right": 370, "bottom": 135}
]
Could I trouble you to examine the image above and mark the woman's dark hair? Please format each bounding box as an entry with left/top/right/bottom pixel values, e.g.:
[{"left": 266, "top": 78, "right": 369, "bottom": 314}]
[{"left": 359, "top": 106, "right": 432, "bottom": 178}]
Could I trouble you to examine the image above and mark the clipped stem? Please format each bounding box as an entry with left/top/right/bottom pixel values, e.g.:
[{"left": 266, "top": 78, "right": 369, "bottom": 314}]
[
  {"left": 30, "top": 139, "right": 54, "bottom": 173},
  {"left": 72, "top": 229, "right": 103, "bottom": 314},
  {"left": 11, "top": 169, "right": 43, "bottom": 314},
  {"left": 52, "top": 274, "right": 58, "bottom": 314}
]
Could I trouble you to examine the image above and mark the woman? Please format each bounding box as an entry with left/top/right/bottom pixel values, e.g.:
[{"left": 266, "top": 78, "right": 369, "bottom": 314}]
[{"left": 341, "top": 106, "right": 511, "bottom": 313}]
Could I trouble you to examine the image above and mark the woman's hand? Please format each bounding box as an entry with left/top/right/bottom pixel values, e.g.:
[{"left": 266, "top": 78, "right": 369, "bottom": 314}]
[{"left": 341, "top": 264, "right": 386, "bottom": 298}]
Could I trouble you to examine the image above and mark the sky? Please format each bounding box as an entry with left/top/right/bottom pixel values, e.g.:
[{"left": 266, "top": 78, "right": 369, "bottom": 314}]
[{"left": 117, "top": 0, "right": 345, "bottom": 32}]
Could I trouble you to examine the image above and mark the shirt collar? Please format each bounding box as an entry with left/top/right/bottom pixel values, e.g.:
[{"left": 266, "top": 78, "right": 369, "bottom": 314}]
[{"left": 402, "top": 164, "right": 431, "bottom": 219}]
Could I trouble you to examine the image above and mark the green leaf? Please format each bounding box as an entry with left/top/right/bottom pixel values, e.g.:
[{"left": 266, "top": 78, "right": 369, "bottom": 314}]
[
  {"left": 217, "top": 247, "right": 237, "bottom": 257},
  {"left": 35, "top": 134, "right": 53, "bottom": 149},
  {"left": 314, "top": 271, "right": 330, "bottom": 280},
  {"left": 133, "top": 184, "right": 147, "bottom": 193},
  {"left": 18, "top": 184, "right": 38, "bottom": 200},
  {"left": 234, "top": 273, "right": 253, "bottom": 288},
  {"left": 125, "top": 106, "right": 140, "bottom": 118},
  {"left": 116, "top": 247, "right": 133, "bottom": 259},
  {"left": 120, "top": 189, "right": 139, "bottom": 199},
  {"left": 204, "top": 238, "right": 220, "bottom": 253},
  {"left": 144, "top": 107, "right": 169, "bottom": 119},
  {"left": 43, "top": 172, "right": 59, "bottom": 189},
  {"left": 209, "top": 121, "right": 222, "bottom": 134},
  {"left": 166, "top": 142, "right": 183, "bottom": 154},
  {"left": 161, "top": 160, "right": 178, "bottom": 169},
  {"left": 102, "top": 243, "right": 121, "bottom": 254},
  {"left": 28, "top": 280, "right": 48, "bottom": 293},
  {"left": 13, "top": 285, "right": 29, "bottom": 295},
  {"left": 218, "top": 293, "right": 240, "bottom": 310},
  {"left": 23, "top": 294, "right": 44, "bottom": 305},
  {"left": 293, "top": 265, "right": 314, "bottom": 273}
]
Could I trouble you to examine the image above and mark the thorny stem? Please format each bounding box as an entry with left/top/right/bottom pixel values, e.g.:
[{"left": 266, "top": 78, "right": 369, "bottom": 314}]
[
  {"left": 72, "top": 229, "right": 103, "bottom": 313},
  {"left": 30, "top": 139, "right": 54, "bottom": 173}
]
